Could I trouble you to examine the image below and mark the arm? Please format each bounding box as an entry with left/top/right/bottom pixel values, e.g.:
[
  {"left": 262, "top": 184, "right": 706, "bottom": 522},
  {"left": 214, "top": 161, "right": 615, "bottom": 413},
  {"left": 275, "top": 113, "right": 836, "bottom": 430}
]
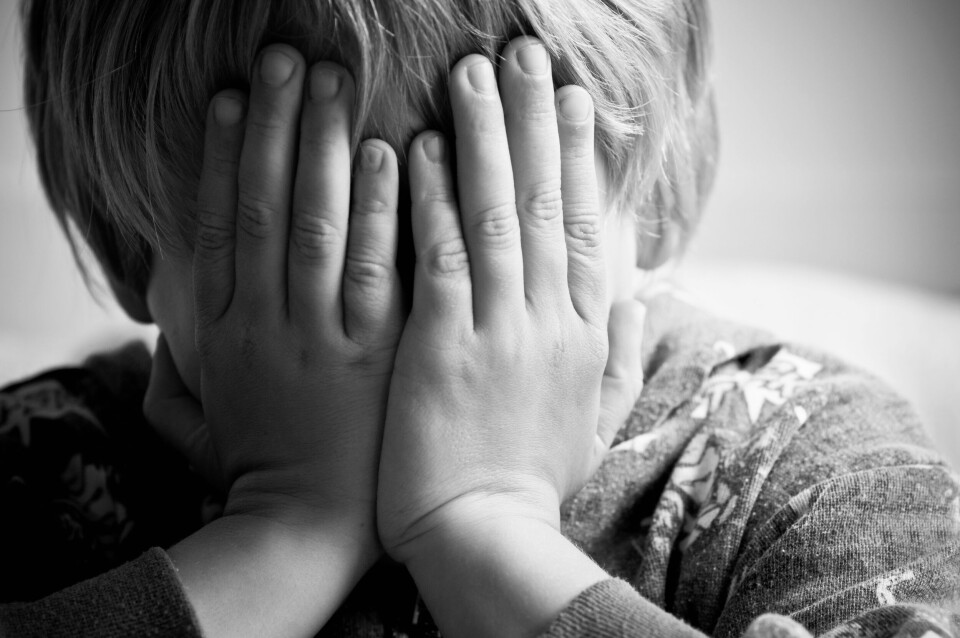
[
  {"left": 166, "top": 509, "right": 377, "bottom": 638},
  {"left": 404, "top": 515, "right": 709, "bottom": 638},
  {"left": 406, "top": 514, "right": 607, "bottom": 637}
]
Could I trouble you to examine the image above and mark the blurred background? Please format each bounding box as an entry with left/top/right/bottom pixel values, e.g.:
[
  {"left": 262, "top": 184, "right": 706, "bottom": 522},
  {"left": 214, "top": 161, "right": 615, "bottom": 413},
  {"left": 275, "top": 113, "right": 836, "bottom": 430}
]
[
  {"left": 1, "top": 1, "right": 958, "bottom": 460},
  {"left": 694, "top": 1, "right": 960, "bottom": 295}
]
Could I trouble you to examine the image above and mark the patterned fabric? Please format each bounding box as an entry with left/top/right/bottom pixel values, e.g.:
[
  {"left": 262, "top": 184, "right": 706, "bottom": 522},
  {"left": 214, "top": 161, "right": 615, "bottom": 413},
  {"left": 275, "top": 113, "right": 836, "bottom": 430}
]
[
  {"left": 0, "top": 343, "right": 214, "bottom": 604},
  {"left": 560, "top": 293, "right": 959, "bottom": 637},
  {"left": 1, "top": 294, "right": 957, "bottom": 637}
]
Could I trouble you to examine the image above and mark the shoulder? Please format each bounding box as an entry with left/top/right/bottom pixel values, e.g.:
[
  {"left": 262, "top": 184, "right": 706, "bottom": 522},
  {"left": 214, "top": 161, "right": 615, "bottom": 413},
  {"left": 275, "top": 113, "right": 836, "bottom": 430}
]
[
  {"left": 563, "top": 291, "right": 960, "bottom": 636},
  {"left": 631, "top": 290, "right": 945, "bottom": 472},
  {"left": 0, "top": 342, "right": 210, "bottom": 602}
]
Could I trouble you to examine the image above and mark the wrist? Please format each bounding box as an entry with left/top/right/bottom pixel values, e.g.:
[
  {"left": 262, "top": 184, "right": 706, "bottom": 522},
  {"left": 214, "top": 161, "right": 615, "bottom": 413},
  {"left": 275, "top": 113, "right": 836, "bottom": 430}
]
[
  {"left": 389, "top": 490, "right": 561, "bottom": 567},
  {"left": 403, "top": 512, "right": 607, "bottom": 638},
  {"left": 226, "top": 469, "right": 380, "bottom": 557},
  {"left": 170, "top": 511, "right": 380, "bottom": 638}
]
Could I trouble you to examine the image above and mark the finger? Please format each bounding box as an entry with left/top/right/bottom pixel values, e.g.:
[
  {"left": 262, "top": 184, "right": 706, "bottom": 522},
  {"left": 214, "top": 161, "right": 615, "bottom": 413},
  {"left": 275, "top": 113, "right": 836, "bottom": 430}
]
[
  {"left": 408, "top": 132, "right": 473, "bottom": 333},
  {"left": 143, "top": 336, "right": 224, "bottom": 492},
  {"left": 596, "top": 299, "right": 646, "bottom": 451},
  {"left": 449, "top": 55, "right": 524, "bottom": 325},
  {"left": 234, "top": 45, "right": 305, "bottom": 314},
  {"left": 343, "top": 139, "right": 402, "bottom": 343},
  {"left": 193, "top": 90, "right": 246, "bottom": 327},
  {"left": 288, "top": 63, "right": 354, "bottom": 328},
  {"left": 556, "top": 84, "right": 606, "bottom": 327},
  {"left": 499, "top": 37, "right": 567, "bottom": 307}
]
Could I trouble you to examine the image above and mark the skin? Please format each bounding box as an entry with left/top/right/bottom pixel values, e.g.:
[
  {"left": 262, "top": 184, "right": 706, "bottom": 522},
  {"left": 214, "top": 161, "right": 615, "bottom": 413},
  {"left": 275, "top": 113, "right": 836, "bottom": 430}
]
[{"left": 142, "top": 37, "right": 647, "bottom": 638}]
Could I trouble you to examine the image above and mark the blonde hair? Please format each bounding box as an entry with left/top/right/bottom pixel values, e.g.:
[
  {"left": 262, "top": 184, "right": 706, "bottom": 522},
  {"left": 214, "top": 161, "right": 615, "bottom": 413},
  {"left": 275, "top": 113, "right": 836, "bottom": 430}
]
[{"left": 22, "top": 0, "right": 716, "bottom": 297}]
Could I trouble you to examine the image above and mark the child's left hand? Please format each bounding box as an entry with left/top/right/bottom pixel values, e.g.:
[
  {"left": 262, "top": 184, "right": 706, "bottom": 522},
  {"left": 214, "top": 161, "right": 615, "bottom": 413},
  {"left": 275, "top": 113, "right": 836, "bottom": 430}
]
[
  {"left": 377, "top": 37, "right": 645, "bottom": 563},
  {"left": 376, "top": 37, "right": 646, "bottom": 637}
]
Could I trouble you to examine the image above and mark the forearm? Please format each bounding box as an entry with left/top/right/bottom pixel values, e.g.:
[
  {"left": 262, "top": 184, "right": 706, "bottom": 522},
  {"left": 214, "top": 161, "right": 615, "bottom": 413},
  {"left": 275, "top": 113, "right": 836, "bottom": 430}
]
[
  {"left": 405, "top": 515, "right": 608, "bottom": 638},
  {"left": 169, "top": 511, "right": 379, "bottom": 638}
]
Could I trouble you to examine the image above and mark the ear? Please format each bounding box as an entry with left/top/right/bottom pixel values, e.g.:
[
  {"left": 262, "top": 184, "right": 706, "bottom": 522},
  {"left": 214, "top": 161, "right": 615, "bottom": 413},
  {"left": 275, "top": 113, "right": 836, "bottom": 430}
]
[
  {"left": 636, "top": 216, "right": 680, "bottom": 270},
  {"left": 106, "top": 272, "right": 154, "bottom": 324}
]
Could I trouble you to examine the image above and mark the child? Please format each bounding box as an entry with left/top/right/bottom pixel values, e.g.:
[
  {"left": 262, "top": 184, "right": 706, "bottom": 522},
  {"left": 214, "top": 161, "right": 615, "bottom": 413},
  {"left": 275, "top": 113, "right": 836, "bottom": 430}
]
[{"left": 2, "top": 1, "right": 957, "bottom": 637}]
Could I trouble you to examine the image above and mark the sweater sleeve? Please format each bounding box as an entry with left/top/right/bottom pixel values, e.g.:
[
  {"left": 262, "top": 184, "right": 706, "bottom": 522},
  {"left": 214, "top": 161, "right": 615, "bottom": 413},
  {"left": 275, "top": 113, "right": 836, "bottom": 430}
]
[
  {"left": 541, "top": 579, "right": 707, "bottom": 638},
  {"left": 0, "top": 547, "right": 202, "bottom": 638},
  {"left": 541, "top": 579, "right": 823, "bottom": 638}
]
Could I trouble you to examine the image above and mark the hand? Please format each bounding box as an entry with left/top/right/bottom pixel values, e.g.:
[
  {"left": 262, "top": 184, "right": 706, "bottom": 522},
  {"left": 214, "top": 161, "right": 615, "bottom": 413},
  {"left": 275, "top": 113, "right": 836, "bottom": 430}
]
[
  {"left": 144, "top": 45, "right": 403, "bottom": 637},
  {"left": 377, "top": 36, "right": 644, "bottom": 566},
  {"left": 145, "top": 298, "right": 642, "bottom": 502},
  {"left": 154, "top": 47, "right": 402, "bottom": 528}
]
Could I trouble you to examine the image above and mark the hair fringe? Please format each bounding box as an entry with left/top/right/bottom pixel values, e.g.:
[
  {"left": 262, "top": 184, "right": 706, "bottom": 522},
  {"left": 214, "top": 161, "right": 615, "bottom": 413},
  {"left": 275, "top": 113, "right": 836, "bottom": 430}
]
[{"left": 21, "top": 0, "right": 716, "bottom": 293}]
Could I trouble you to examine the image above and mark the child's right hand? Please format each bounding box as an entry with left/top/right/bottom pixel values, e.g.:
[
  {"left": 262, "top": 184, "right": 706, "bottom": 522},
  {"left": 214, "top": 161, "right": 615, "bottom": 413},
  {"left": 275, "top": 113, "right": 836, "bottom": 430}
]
[
  {"left": 144, "top": 44, "right": 403, "bottom": 637},
  {"left": 152, "top": 46, "right": 402, "bottom": 527}
]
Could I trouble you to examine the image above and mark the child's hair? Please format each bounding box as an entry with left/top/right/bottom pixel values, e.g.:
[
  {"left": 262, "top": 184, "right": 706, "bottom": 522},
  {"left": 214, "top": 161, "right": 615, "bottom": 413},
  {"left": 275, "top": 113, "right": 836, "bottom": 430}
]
[{"left": 21, "top": 0, "right": 716, "bottom": 300}]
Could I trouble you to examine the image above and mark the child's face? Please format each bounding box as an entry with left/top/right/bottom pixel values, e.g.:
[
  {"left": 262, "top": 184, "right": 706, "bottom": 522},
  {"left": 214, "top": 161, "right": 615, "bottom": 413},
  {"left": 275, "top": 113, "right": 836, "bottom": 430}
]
[{"left": 146, "top": 153, "right": 636, "bottom": 402}]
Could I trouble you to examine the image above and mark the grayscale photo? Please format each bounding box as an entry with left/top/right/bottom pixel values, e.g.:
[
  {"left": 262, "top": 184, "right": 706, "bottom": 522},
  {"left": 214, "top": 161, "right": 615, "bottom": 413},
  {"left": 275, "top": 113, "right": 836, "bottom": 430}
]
[{"left": 0, "top": 1, "right": 957, "bottom": 636}]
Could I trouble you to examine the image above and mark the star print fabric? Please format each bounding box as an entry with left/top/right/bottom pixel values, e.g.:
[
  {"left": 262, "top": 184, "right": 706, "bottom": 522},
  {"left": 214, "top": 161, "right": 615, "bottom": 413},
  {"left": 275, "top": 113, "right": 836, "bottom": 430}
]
[{"left": 560, "top": 293, "right": 959, "bottom": 637}]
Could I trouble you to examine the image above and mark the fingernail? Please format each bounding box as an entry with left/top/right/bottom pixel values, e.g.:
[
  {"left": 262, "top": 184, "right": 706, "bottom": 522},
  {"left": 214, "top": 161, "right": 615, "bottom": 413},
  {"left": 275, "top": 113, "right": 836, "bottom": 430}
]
[
  {"left": 423, "top": 134, "right": 446, "bottom": 163},
  {"left": 466, "top": 60, "right": 496, "bottom": 93},
  {"left": 360, "top": 143, "right": 383, "bottom": 173},
  {"left": 310, "top": 67, "right": 341, "bottom": 101},
  {"left": 260, "top": 50, "right": 296, "bottom": 86},
  {"left": 559, "top": 90, "right": 591, "bottom": 122},
  {"left": 517, "top": 43, "right": 547, "bottom": 75},
  {"left": 213, "top": 96, "right": 244, "bottom": 126}
]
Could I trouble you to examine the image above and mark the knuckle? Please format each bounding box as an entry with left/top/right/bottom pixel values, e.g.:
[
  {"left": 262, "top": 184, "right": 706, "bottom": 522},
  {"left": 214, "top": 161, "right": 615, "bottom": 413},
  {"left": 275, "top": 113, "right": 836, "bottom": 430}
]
[
  {"left": 299, "top": 130, "right": 338, "bottom": 158},
  {"left": 354, "top": 194, "right": 392, "bottom": 218},
  {"left": 236, "top": 195, "right": 277, "bottom": 240},
  {"left": 564, "top": 209, "right": 602, "bottom": 250},
  {"left": 561, "top": 138, "right": 594, "bottom": 162},
  {"left": 245, "top": 114, "right": 289, "bottom": 139},
  {"left": 418, "top": 185, "right": 456, "bottom": 208},
  {"left": 205, "top": 147, "right": 240, "bottom": 177},
  {"left": 516, "top": 96, "right": 556, "bottom": 124},
  {"left": 290, "top": 210, "right": 343, "bottom": 261},
  {"left": 471, "top": 202, "right": 519, "bottom": 246},
  {"left": 520, "top": 183, "right": 563, "bottom": 224},
  {"left": 194, "top": 213, "right": 233, "bottom": 252},
  {"left": 344, "top": 253, "right": 392, "bottom": 290},
  {"left": 423, "top": 238, "right": 470, "bottom": 276}
]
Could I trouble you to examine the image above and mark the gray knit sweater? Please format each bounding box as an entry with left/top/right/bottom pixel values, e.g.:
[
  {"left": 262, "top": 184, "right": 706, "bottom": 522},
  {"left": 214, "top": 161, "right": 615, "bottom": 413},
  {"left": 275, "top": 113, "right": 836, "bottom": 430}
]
[{"left": 1, "top": 293, "right": 957, "bottom": 637}]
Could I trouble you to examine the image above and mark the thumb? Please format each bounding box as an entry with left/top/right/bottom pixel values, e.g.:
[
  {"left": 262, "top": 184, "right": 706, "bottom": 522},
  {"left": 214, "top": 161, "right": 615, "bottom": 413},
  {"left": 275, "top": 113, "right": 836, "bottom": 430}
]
[
  {"left": 144, "top": 334, "right": 224, "bottom": 493},
  {"left": 595, "top": 298, "right": 646, "bottom": 458}
]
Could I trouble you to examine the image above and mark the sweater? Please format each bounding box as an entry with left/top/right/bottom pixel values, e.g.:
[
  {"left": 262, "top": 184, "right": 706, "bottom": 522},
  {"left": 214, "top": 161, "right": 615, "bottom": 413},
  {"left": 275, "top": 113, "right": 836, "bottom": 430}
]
[{"left": 1, "top": 293, "right": 957, "bottom": 637}]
